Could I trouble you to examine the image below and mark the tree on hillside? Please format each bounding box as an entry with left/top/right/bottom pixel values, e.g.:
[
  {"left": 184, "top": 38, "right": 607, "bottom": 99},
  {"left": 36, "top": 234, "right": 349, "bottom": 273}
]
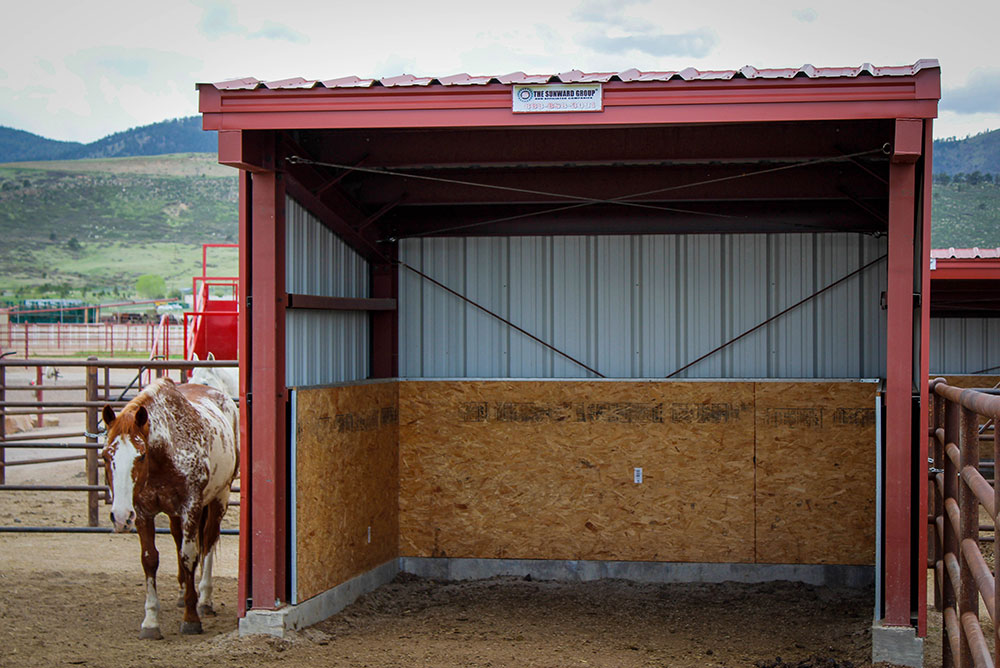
[{"left": 135, "top": 274, "right": 166, "bottom": 299}]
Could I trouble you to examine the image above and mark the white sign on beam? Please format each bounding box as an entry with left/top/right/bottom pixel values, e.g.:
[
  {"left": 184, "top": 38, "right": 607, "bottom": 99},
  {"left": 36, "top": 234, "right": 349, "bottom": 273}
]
[{"left": 512, "top": 84, "right": 603, "bottom": 113}]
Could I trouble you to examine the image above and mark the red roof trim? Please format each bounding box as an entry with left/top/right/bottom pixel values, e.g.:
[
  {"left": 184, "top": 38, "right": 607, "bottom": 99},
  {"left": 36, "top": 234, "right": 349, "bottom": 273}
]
[{"left": 931, "top": 250, "right": 1000, "bottom": 281}]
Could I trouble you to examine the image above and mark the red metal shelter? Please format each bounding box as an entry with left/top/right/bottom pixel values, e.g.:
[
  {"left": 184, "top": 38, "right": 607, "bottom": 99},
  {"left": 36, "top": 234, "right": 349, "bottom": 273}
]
[
  {"left": 199, "top": 61, "right": 940, "bottom": 661},
  {"left": 930, "top": 248, "right": 1000, "bottom": 318}
]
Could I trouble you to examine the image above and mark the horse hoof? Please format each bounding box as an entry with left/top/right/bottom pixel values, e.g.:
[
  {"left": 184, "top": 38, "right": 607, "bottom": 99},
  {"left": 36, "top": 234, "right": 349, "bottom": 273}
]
[
  {"left": 198, "top": 605, "right": 217, "bottom": 617},
  {"left": 138, "top": 627, "right": 163, "bottom": 640},
  {"left": 176, "top": 596, "right": 185, "bottom": 608},
  {"left": 180, "top": 621, "right": 203, "bottom": 635}
]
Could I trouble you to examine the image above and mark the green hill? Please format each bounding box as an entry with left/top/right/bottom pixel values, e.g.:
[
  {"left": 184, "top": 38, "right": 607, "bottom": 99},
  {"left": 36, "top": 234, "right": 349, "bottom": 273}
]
[
  {"left": 0, "top": 130, "right": 997, "bottom": 305},
  {"left": 0, "top": 153, "right": 237, "bottom": 299},
  {"left": 0, "top": 126, "right": 84, "bottom": 163},
  {"left": 933, "top": 129, "right": 1000, "bottom": 176},
  {"left": 932, "top": 177, "right": 1000, "bottom": 248},
  {"left": 0, "top": 117, "right": 215, "bottom": 164}
]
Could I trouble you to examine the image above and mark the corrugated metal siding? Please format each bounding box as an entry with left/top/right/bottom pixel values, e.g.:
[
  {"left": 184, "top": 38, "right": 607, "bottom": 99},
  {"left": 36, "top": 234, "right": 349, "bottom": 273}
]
[
  {"left": 285, "top": 197, "right": 369, "bottom": 386},
  {"left": 930, "top": 318, "right": 1000, "bottom": 374},
  {"left": 400, "top": 233, "right": 888, "bottom": 379}
]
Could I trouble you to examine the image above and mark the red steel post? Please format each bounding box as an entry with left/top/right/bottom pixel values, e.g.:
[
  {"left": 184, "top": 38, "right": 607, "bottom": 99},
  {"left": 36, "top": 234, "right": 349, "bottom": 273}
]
[
  {"left": 237, "top": 170, "right": 251, "bottom": 617},
  {"left": 249, "top": 140, "right": 288, "bottom": 611},
  {"left": 916, "top": 119, "right": 933, "bottom": 637},
  {"left": 371, "top": 252, "right": 398, "bottom": 378},
  {"left": 884, "top": 133, "right": 918, "bottom": 627}
]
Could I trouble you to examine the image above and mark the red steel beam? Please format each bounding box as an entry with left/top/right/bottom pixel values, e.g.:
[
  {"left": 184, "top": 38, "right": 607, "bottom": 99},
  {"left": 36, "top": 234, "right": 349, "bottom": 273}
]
[
  {"left": 352, "top": 163, "right": 887, "bottom": 206},
  {"left": 199, "top": 72, "right": 940, "bottom": 131},
  {"left": 931, "top": 261, "right": 1000, "bottom": 281},
  {"left": 249, "top": 138, "right": 288, "bottom": 611},
  {"left": 285, "top": 294, "right": 396, "bottom": 311},
  {"left": 304, "top": 120, "right": 894, "bottom": 169},
  {"left": 883, "top": 120, "right": 919, "bottom": 628}
]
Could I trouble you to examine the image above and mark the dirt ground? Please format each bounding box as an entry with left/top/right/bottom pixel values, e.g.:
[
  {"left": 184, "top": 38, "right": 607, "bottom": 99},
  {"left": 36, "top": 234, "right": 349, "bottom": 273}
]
[{"left": 0, "top": 366, "right": 920, "bottom": 668}]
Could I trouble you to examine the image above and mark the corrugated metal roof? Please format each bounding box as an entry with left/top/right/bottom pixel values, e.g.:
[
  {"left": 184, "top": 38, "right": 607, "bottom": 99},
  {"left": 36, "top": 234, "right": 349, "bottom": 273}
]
[
  {"left": 931, "top": 248, "right": 1000, "bottom": 259},
  {"left": 211, "top": 60, "right": 939, "bottom": 91}
]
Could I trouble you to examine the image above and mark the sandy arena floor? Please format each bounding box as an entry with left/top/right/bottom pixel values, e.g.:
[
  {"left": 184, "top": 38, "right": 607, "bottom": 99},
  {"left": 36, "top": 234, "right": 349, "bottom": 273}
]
[{"left": 0, "top": 366, "right": 923, "bottom": 667}]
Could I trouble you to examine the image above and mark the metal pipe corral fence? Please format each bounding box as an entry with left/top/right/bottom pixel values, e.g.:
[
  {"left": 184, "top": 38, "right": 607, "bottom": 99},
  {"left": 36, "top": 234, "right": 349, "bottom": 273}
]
[
  {"left": 0, "top": 356, "right": 240, "bottom": 531},
  {"left": 929, "top": 378, "right": 1000, "bottom": 668}
]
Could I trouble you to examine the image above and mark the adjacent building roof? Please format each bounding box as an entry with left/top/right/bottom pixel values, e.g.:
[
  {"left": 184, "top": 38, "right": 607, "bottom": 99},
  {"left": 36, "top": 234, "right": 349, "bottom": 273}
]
[
  {"left": 931, "top": 247, "right": 1000, "bottom": 259},
  {"left": 930, "top": 248, "right": 1000, "bottom": 316}
]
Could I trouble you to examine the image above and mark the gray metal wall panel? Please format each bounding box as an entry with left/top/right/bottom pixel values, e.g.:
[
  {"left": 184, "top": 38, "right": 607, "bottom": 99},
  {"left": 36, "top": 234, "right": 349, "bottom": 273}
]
[
  {"left": 286, "top": 310, "right": 369, "bottom": 386},
  {"left": 930, "top": 318, "right": 1000, "bottom": 374},
  {"left": 399, "top": 233, "right": 888, "bottom": 379},
  {"left": 285, "top": 196, "right": 369, "bottom": 386}
]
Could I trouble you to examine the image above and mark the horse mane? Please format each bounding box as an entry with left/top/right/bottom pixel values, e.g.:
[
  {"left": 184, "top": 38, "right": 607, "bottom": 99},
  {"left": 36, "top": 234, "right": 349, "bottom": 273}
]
[{"left": 108, "top": 378, "right": 177, "bottom": 449}]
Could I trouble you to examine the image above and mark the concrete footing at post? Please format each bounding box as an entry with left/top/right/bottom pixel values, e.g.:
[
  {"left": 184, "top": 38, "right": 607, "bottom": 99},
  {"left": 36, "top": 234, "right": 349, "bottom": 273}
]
[
  {"left": 239, "top": 559, "right": 400, "bottom": 637},
  {"left": 871, "top": 622, "right": 923, "bottom": 668}
]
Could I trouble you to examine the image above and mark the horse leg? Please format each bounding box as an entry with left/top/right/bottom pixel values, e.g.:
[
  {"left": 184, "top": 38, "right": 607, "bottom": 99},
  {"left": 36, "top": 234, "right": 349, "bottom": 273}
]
[
  {"left": 170, "top": 515, "right": 185, "bottom": 608},
  {"left": 197, "top": 500, "right": 224, "bottom": 617},
  {"left": 178, "top": 512, "right": 204, "bottom": 635},
  {"left": 136, "top": 516, "right": 163, "bottom": 640}
]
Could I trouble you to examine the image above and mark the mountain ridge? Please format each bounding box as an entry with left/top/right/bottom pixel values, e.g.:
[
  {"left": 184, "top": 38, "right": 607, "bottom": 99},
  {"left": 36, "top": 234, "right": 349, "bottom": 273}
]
[
  {"left": 0, "top": 117, "right": 215, "bottom": 164},
  {"left": 2, "top": 117, "right": 997, "bottom": 174}
]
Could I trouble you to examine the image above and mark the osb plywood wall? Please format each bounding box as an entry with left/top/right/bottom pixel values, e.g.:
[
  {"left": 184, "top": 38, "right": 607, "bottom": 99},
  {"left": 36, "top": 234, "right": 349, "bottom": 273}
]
[
  {"left": 295, "top": 382, "right": 398, "bottom": 602},
  {"left": 755, "top": 382, "right": 877, "bottom": 565},
  {"left": 398, "top": 381, "right": 876, "bottom": 566},
  {"left": 399, "top": 381, "right": 757, "bottom": 563},
  {"left": 295, "top": 379, "right": 877, "bottom": 594}
]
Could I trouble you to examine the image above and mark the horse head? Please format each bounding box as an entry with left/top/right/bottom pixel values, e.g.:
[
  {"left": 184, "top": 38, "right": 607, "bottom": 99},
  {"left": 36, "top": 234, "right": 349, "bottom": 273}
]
[{"left": 101, "top": 403, "right": 151, "bottom": 533}]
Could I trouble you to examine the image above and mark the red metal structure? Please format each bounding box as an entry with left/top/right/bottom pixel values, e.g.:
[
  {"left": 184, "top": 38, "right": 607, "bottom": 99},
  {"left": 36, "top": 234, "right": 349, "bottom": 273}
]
[
  {"left": 199, "top": 61, "right": 940, "bottom": 659},
  {"left": 184, "top": 244, "right": 239, "bottom": 363},
  {"left": 930, "top": 248, "right": 1000, "bottom": 318}
]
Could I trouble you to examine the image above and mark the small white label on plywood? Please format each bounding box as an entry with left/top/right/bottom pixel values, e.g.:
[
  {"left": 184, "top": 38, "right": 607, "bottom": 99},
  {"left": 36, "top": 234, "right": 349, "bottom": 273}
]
[{"left": 634, "top": 467, "right": 643, "bottom": 484}]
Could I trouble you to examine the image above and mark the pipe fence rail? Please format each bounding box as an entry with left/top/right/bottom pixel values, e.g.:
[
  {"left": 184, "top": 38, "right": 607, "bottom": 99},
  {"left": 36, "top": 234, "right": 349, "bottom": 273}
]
[
  {"left": 1, "top": 322, "right": 184, "bottom": 357},
  {"left": 0, "top": 356, "right": 239, "bottom": 530},
  {"left": 931, "top": 378, "right": 1000, "bottom": 668}
]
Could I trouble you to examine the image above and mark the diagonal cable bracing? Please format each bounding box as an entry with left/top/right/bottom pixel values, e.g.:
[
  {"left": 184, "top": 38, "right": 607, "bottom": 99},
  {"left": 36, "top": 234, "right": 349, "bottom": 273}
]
[
  {"left": 665, "top": 253, "right": 888, "bottom": 378},
  {"left": 287, "top": 146, "right": 886, "bottom": 238}
]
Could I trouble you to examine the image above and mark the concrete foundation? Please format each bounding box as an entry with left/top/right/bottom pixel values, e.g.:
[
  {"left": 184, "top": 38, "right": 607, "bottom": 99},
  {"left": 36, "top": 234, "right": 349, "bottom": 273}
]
[
  {"left": 401, "top": 557, "right": 875, "bottom": 587},
  {"left": 241, "top": 557, "right": 876, "bottom": 638},
  {"left": 871, "top": 622, "right": 923, "bottom": 668}
]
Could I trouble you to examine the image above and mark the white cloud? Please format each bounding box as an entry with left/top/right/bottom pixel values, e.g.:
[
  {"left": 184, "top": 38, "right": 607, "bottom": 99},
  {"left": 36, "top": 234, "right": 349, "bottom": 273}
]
[
  {"left": 941, "top": 68, "right": 1000, "bottom": 115},
  {"left": 792, "top": 8, "right": 818, "bottom": 22},
  {"left": 0, "top": 0, "right": 997, "bottom": 140}
]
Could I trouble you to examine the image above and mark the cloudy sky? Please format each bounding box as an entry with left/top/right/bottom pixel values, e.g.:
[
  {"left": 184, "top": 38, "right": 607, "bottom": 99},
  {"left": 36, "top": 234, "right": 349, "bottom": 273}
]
[{"left": 1, "top": 0, "right": 997, "bottom": 143}]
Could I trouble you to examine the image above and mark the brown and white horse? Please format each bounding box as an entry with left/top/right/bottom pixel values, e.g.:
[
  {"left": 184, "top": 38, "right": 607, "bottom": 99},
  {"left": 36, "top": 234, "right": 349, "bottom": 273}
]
[{"left": 101, "top": 377, "right": 239, "bottom": 639}]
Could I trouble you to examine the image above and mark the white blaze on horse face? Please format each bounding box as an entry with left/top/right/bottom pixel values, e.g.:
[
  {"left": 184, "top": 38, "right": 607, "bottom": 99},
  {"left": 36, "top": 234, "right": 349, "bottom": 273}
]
[{"left": 108, "top": 436, "right": 140, "bottom": 532}]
